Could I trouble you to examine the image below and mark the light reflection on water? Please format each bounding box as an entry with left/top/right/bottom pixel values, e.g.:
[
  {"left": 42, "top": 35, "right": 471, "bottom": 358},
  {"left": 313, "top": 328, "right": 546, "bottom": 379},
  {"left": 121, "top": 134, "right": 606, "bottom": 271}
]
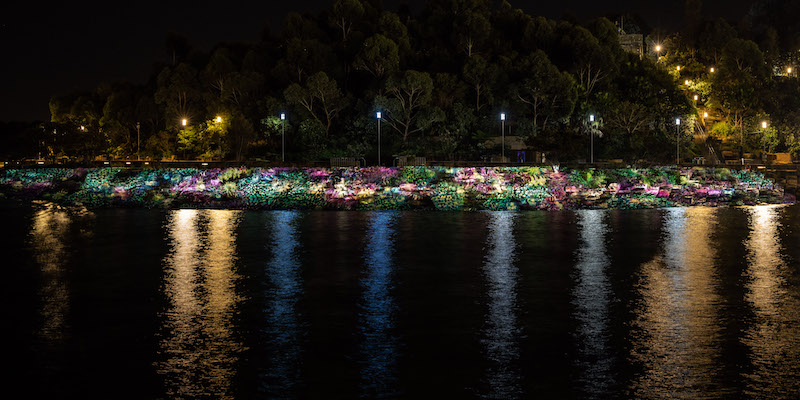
[
  {"left": 742, "top": 205, "right": 800, "bottom": 397},
  {"left": 10, "top": 204, "right": 800, "bottom": 398},
  {"left": 629, "top": 207, "right": 726, "bottom": 399},
  {"left": 360, "top": 212, "right": 399, "bottom": 398},
  {"left": 572, "top": 209, "right": 613, "bottom": 398},
  {"left": 261, "top": 210, "right": 304, "bottom": 397},
  {"left": 481, "top": 211, "right": 521, "bottom": 399},
  {"left": 156, "top": 209, "right": 245, "bottom": 399},
  {"left": 31, "top": 205, "right": 74, "bottom": 344}
]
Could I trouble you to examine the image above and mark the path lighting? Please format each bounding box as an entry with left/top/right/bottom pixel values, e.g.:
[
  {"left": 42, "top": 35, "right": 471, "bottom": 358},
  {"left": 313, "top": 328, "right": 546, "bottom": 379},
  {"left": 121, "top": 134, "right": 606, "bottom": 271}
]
[
  {"left": 788, "top": 67, "right": 793, "bottom": 74},
  {"left": 280, "top": 113, "right": 286, "bottom": 162},
  {"left": 181, "top": 118, "right": 187, "bottom": 127},
  {"left": 710, "top": 67, "right": 715, "bottom": 73},
  {"left": 589, "top": 114, "right": 596, "bottom": 164},
  {"left": 376, "top": 111, "right": 382, "bottom": 166},
  {"left": 500, "top": 113, "right": 506, "bottom": 162},
  {"left": 704, "top": 112, "right": 708, "bottom": 118},
  {"left": 762, "top": 121, "right": 768, "bottom": 129},
  {"left": 693, "top": 95, "right": 698, "bottom": 101},
  {"left": 215, "top": 116, "right": 222, "bottom": 123},
  {"left": 685, "top": 80, "right": 690, "bottom": 85},
  {"left": 675, "top": 118, "right": 681, "bottom": 165},
  {"left": 676, "top": 66, "right": 681, "bottom": 71},
  {"left": 80, "top": 125, "right": 85, "bottom": 131}
]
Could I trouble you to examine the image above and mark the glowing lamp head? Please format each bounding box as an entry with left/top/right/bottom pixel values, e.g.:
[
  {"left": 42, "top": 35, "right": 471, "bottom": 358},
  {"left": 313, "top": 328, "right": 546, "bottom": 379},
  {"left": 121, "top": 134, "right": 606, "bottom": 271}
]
[
  {"left": 789, "top": 67, "right": 793, "bottom": 74},
  {"left": 703, "top": 112, "right": 708, "bottom": 118},
  {"left": 589, "top": 114, "right": 595, "bottom": 122},
  {"left": 500, "top": 113, "right": 506, "bottom": 121},
  {"left": 215, "top": 116, "right": 222, "bottom": 123},
  {"left": 710, "top": 67, "right": 715, "bottom": 73},
  {"left": 376, "top": 111, "right": 381, "bottom": 119},
  {"left": 676, "top": 66, "right": 681, "bottom": 71},
  {"left": 280, "top": 113, "right": 285, "bottom": 120},
  {"left": 181, "top": 118, "right": 187, "bottom": 127},
  {"left": 684, "top": 80, "right": 690, "bottom": 85},
  {"left": 80, "top": 125, "right": 85, "bottom": 131},
  {"left": 762, "top": 121, "right": 768, "bottom": 129},
  {"left": 676, "top": 118, "right": 681, "bottom": 126},
  {"left": 693, "top": 95, "right": 698, "bottom": 101},
  {"left": 655, "top": 45, "right": 662, "bottom": 52}
]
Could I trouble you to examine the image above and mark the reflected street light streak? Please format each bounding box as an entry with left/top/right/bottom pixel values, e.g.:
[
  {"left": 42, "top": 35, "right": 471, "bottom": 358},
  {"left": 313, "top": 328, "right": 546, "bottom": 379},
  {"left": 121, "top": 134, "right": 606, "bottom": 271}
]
[
  {"left": 481, "top": 211, "right": 521, "bottom": 399},
  {"left": 359, "top": 212, "right": 399, "bottom": 397},
  {"left": 262, "top": 210, "right": 304, "bottom": 397},
  {"left": 742, "top": 205, "right": 800, "bottom": 397},
  {"left": 572, "top": 210, "right": 613, "bottom": 398},
  {"left": 629, "top": 208, "right": 726, "bottom": 397}
]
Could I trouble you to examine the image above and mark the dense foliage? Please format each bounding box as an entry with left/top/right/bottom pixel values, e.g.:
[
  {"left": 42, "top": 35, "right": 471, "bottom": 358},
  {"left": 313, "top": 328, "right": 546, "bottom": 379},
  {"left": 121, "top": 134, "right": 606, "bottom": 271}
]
[
  {"left": 5, "top": 0, "right": 799, "bottom": 164},
  {"left": 0, "top": 166, "right": 790, "bottom": 210}
]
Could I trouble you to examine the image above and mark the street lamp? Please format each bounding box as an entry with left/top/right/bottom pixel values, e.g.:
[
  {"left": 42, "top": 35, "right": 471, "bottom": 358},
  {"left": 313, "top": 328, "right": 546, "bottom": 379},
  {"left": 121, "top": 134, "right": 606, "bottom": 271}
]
[
  {"left": 676, "top": 66, "right": 681, "bottom": 71},
  {"left": 136, "top": 122, "right": 141, "bottom": 161},
  {"left": 762, "top": 121, "right": 768, "bottom": 129},
  {"left": 500, "top": 113, "right": 506, "bottom": 162},
  {"left": 684, "top": 79, "right": 690, "bottom": 85},
  {"left": 788, "top": 67, "right": 793, "bottom": 75},
  {"left": 710, "top": 67, "right": 715, "bottom": 73},
  {"left": 216, "top": 116, "right": 222, "bottom": 123},
  {"left": 655, "top": 44, "right": 662, "bottom": 60},
  {"left": 181, "top": 118, "right": 187, "bottom": 127},
  {"left": 589, "top": 114, "right": 595, "bottom": 164},
  {"left": 693, "top": 95, "right": 698, "bottom": 101},
  {"left": 703, "top": 112, "right": 708, "bottom": 118},
  {"left": 280, "top": 113, "right": 286, "bottom": 162},
  {"left": 675, "top": 118, "right": 681, "bottom": 165},
  {"left": 376, "top": 111, "right": 382, "bottom": 166}
]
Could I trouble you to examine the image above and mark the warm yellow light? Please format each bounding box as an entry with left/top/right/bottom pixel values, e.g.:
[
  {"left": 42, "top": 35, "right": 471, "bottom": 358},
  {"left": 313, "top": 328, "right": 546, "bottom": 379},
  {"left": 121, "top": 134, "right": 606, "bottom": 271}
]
[
  {"left": 676, "top": 66, "right": 681, "bottom": 71},
  {"left": 80, "top": 125, "right": 85, "bottom": 131},
  {"left": 762, "top": 121, "right": 768, "bottom": 129},
  {"left": 693, "top": 95, "right": 698, "bottom": 100},
  {"left": 181, "top": 118, "right": 187, "bottom": 126},
  {"left": 703, "top": 112, "right": 708, "bottom": 118},
  {"left": 215, "top": 116, "right": 222, "bottom": 123},
  {"left": 655, "top": 45, "right": 662, "bottom": 52},
  {"left": 789, "top": 67, "right": 793, "bottom": 74},
  {"left": 710, "top": 67, "right": 715, "bottom": 73},
  {"left": 685, "top": 80, "right": 690, "bottom": 85}
]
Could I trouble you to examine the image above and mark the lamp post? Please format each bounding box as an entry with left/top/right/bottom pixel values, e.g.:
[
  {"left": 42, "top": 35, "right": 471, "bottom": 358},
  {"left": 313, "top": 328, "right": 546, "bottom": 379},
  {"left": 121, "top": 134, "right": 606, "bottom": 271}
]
[
  {"left": 376, "top": 111, "right": 382, "bottom": 166},
  {"left": 280, "top": 113, "right": 286, "bottom": 162},
  {"left": 655, "top": 44, "right": 662, "bottom": 60},
  {"left": 136, "top": 122, "right": 141, "bottom": 161},
  {"left": 589, "top": 114, "right": 595, "bottom": 164},
  {"left": 675, "top": 118, "right": 681, "bottom": 165},
  {"left": 500, "top": 113, "right": 506, "bottom": 162}
]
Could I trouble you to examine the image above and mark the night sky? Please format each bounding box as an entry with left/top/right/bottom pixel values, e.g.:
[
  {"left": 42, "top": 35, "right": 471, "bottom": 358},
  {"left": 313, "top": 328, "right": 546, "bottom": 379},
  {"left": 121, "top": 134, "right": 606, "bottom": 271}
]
[{"left": 1, "top": 0, "right": 755, "bottom": 122}]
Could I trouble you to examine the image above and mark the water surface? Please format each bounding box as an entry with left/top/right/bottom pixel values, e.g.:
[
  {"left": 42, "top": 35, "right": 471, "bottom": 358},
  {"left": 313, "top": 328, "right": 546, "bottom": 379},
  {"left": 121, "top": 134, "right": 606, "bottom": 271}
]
[{"left": 4, "top": 203, "right": 800, "bottom": 398}]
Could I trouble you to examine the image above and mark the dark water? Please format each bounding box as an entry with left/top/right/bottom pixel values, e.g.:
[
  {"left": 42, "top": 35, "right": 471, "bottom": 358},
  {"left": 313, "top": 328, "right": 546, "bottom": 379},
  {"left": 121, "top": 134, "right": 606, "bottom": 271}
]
[{"left": 4, "top": 202, "right": 800, "bottom": 399}]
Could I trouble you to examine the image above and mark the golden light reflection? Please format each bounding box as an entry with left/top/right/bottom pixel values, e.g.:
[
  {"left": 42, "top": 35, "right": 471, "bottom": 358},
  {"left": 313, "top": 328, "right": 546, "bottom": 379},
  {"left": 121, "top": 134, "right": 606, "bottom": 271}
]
[
  {"left": 156, "top": 209, "right": 244, "bottom": 399},
  {"left": 742, "top": 205, "right": 800, "bottom": 397},
  {"left": 31, "top": 203, "right": 73, "bottom": 343},
  {"left": 629, "top": 207, "right": 726, "bottom": 397}
]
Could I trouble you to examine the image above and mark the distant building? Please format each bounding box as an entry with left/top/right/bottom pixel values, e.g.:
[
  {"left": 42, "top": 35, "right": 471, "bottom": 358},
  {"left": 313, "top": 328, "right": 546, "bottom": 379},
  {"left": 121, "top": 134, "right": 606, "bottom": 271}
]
[{"left": 619, "top": 34, "right": 643, "bottom": 58}]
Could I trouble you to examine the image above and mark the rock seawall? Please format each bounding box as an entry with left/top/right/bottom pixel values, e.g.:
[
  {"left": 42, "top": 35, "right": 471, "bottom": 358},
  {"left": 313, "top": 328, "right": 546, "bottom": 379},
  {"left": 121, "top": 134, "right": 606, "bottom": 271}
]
[{"left": 0, "top": 166, "right": 793, "bottom": 210}]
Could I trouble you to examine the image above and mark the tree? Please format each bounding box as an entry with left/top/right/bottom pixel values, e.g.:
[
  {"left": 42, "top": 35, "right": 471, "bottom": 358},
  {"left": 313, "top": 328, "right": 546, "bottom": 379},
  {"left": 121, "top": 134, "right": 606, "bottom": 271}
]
[
  {"left": 329, "top": 0, "right": 365, "bottom": 42},
  {"left": 354, "top": 34, "right": 400, "bottom": 80},
  {"left": 462, "top": 55, "right": 497, "bottom": 113},
  {"left": 379, "top": 70, "right": 438, "bottom": 142},
  {"left": 284, "top": 72, "right": 348, "bottom": 137},
  {"left": 513, "top": 51, "right": 577, "bottom": 134}
]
